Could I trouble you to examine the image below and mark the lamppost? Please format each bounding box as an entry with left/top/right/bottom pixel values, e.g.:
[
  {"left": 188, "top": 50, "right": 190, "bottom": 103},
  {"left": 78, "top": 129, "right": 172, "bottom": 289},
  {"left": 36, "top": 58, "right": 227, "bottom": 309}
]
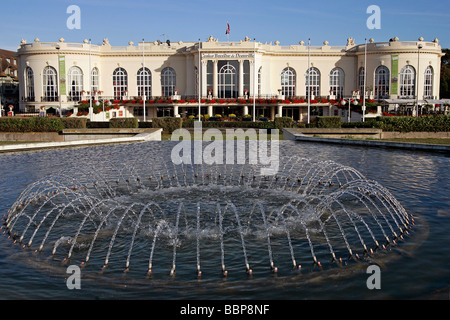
[
  {"left": 198, "top": 39, "right": 201, "bottom": 122},
  {"left": 55, "top": 45, "right": 62, "bottom": 117},
  {"left": 416, "top": 42, "right": 423, "bottom": 117},
  {"left": 89, "top": 39, "right": 93, "bottom": 122},
  {"left": 253, "top": 38, "right": 256, "bottom": 122},
  {"left": 362, "top": 38, "right": 367, "bottom": 122},
  {"left": 142, "top": 38, "right": 146, "bottom": 122},
  {"left": 307, "top": 38, "right": 311, "bottom": 124}
]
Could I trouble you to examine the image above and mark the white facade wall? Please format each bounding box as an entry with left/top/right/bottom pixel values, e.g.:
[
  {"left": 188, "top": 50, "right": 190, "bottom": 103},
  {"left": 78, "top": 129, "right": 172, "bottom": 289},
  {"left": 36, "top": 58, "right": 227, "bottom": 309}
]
[{"left": 17, "top": 37, "right": 443, "bottom": 119}]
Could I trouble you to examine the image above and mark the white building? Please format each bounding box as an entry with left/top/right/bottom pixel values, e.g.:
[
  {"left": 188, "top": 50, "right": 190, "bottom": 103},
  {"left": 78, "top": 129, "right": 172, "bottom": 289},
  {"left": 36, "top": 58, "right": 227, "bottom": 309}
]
[{"left": 17, "top": 36, "right": 444, "bottom": 122}]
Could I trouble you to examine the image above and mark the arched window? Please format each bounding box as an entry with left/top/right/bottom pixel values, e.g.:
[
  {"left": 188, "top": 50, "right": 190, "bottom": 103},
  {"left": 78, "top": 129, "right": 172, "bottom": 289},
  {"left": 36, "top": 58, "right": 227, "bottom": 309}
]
[
  {"left": 218, "top": 62, "right": 237, "bottom": 98},
  {"left": 137, "top": 67, "right": 152, "bottom": 97},
  {"left": 358, "top": 67, "right": 365, "bottom": 94},
  {"left": 26, "top": 67, "right": 35, "bottom": 101},
  {"left": 68, "top": 66, "right": 83, "bottom": 101},
  {"left": 329, "top": 67, "right": 344, "bottom": 99},
  {"left": 281, "top": 67, "right": 296, "bottom": 98},
  {"left": 306, "top": 67, "right": 320, "bottom": 98},
  {"left": 91, "top": 68, "right": 99, "bottom": 96},
  {"left": 43, "top": 66, "right": 58, "bottom": 102},
  {"left": 399, "top": 65, "right": 416, "bottom": 98},
  {"left": 374, "top": 66, "right": 390, "bottom": 99},
  {"left": 424, "top": 66, "right": 433, "bottom": 99},
  {"left": 113, "top": 67, "right": 128, "bottom": 100},
  {"left": 161, "top": 67, "right": 176, "bottom": 97}
]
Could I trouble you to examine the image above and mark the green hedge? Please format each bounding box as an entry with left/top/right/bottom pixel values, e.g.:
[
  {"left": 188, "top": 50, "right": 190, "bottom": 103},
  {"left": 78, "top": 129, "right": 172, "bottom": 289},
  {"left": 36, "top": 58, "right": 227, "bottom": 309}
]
[
  {"left": 61, "top": 118, "right": 87, "bottom": 129},
  {"left": 315, "top": 116, "right": 342, "bottom": 128},
  {"left": 152, "top": 117, "right": 183, "bottom": 133},
  {"left": 109, "top": 118, "right": 139, "bottom": 128},
  {"left": 0, "top": 117, "right": 65, "bottom": 132},
  {"left": 274, "top": 117, "right": 293, "bottom": 129},
  {"left": 375, "top": 115, "right": 450, "bottom": 132}
]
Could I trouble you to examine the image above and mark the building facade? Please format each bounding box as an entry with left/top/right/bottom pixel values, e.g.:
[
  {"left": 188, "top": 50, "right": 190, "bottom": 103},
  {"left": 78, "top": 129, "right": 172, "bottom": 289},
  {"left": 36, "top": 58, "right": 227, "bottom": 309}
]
[{"left": 16, "top": 36, "right": 444, "bottom": 121}]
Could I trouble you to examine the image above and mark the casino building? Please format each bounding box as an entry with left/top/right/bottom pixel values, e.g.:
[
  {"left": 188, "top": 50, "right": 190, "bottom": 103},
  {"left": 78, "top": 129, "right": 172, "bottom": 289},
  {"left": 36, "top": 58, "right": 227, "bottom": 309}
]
[{"left": 16, "top": 35, "right": 445, "bottom": 122}]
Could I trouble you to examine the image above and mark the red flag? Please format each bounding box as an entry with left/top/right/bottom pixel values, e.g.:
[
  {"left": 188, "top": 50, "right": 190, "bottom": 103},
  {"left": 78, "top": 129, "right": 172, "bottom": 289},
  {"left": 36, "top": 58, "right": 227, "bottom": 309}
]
[{"left": 225, "top": 22, "right": 230, "bottom": 35}]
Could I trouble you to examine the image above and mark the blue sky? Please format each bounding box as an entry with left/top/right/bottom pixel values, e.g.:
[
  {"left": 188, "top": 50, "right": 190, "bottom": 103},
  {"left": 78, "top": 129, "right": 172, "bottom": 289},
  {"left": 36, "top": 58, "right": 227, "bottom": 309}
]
[{"left": 1, "top": 0, "right": 449, "bottom": 50}]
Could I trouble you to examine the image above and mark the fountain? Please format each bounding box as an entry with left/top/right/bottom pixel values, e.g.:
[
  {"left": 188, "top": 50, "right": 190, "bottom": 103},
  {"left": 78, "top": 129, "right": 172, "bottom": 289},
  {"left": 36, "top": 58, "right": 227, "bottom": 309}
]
[{"left": 2, "top": 150, "right": 414, "bottom": 282}]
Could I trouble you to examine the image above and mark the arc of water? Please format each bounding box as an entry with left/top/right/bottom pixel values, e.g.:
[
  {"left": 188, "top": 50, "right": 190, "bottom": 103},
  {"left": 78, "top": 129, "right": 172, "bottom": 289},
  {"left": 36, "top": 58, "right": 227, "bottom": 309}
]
[
  {"left": 67, "top": 198, "right": 115, "bottom": 259},
  {"left": 196, "top": 203, "right": 201, "bottom": 274},
  {"left": 282, "top": 202, "right": 318, "bottom": 264},
  {"left": 85, "top": 202, "right": 125, "bottom": 263},
  {"left": 257, "top": 202, "right": 275, "bottom": 270},
  {"left": 36, "top": 195, "right": 101, "bottom": 253},
  {"left": 103, "top": 203, "right": 140, "bottom": 266},
  {"left": 272, "top": 208, "right": 297, "bottom": 268},
  {"left": 125, "top": 201, "right": 159, "bottom": 270},
  {"left": 217, "top": 204, "right": 226, "bottom": 273},
  {"left": 227, "top": 202, "right": 251, "bottom": 272}
]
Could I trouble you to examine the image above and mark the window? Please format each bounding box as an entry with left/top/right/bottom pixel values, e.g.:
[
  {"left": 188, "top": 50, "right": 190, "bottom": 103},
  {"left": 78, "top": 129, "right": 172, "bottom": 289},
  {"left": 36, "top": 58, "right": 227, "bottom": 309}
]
[
  {"left": 26, "top": 67, "right": 35, "bottom": 101},
  {"left": 424, "top": 66, "right": 433, "bottom": 99},
  {"left": 68, "top": 66, "right": 83, "bottom": 101},
  {"left": 374, "top": 66, "right": 390, "bottom": 99},
  {"left": 113, "top": 67, "right": 128, "bottom": 100},
  {"left": 329, "top": 68, "right": 344, "bottom": 99},
  {"left": 91, "top": 68, "right": 99, "bottom": 95},
  {"left": 161, "top": 67, "right": 176, "bottom": 97},
  {"left": 137, "top": 67, "right": 152, "bottom": 97},
  {"left": 399, "top": 65, "right": 416, "bottom": 98},
  {"left": 281, "top": 67, "right": 296, "bottom": 98},
  {"left": 306, "top": 67, "right": 320, "bottom": 98},
  {"left": 358, "top": 67, "right": 365, "bottom": 95},
  {"left": 43, "top": 66, "right": 58, "bottom": 102},
  {"left": 218, "top": 62, "right": 237, "bottom": 98}
]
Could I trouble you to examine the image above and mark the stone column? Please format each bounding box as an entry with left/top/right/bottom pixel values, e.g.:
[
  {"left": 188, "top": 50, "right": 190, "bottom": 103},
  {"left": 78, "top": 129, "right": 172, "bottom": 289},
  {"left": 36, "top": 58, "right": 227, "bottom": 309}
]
[
  {"left": 208, "top": 105, "right": 213, "bottom": 117},
  {"left": 201, "top": 60, "right": 208, "bottom": 99},
  {"left": 243, "top": 105, "right": 248, "bottom": 116},
  {"left": 277, "top": 105, "right": 283, "bottom": 118},
  {"left": 270, "top": 106, "right": 275, "bottom": 120},
  {"left": 213, "top": 60, "right": 218, "bottom": 98},
  {"left": 238, "top": 59, "right": 244, "bottom": 98},
  {"left": 174, "top": 105, "right": 180, "bottom": 117}
]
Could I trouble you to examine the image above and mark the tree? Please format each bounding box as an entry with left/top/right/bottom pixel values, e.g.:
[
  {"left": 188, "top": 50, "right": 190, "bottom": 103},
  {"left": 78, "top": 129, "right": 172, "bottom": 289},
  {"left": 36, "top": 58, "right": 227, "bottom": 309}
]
[{"left": 440, "top": 49, "right": 450, "bottom": 98}]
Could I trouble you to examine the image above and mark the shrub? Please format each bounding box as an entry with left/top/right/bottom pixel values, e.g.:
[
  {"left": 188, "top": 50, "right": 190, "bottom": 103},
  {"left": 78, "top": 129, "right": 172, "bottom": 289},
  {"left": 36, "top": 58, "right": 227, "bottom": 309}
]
[
  {"left": 0, "top": 117, "right": 64, "bottom": 132},
  {"left": 61, "top": 118, "right": 87, "bottom": 129},
  {"left": 376, "top": 115, "right": 450, "bottom": 132},
  {"left": 315, "top": 116, "right": 342, "bottom": 128},
  {"left": 109, "top": 118, "right": 139, "bottom": 128},
  {"left": 274, "top": 117, "right": 293, "bottom": 129},
  {"left": 151, "top": 117, "right": 182, "bottom": 133}
]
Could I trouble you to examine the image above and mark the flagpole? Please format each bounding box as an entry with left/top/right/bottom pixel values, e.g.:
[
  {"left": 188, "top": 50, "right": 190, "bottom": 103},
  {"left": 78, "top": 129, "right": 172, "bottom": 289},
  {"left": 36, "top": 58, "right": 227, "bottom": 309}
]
[
  {"left": 89, "top": 39, "right": 92, "bottom": 122},
  {"left": 253, "top": 38, "right": 256, "bottom": 122},
  {"left": 143, "top": 38, "right": 146, "bottom": 122},
  {"left": 198, "top": 39, "right": 201, "bottom": 122},
  {"left": 362, "top": 38, "right": 367, "bottom": 122},
  {"left": 307, "top": 38, "right": 311, "bottom": 124}
]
